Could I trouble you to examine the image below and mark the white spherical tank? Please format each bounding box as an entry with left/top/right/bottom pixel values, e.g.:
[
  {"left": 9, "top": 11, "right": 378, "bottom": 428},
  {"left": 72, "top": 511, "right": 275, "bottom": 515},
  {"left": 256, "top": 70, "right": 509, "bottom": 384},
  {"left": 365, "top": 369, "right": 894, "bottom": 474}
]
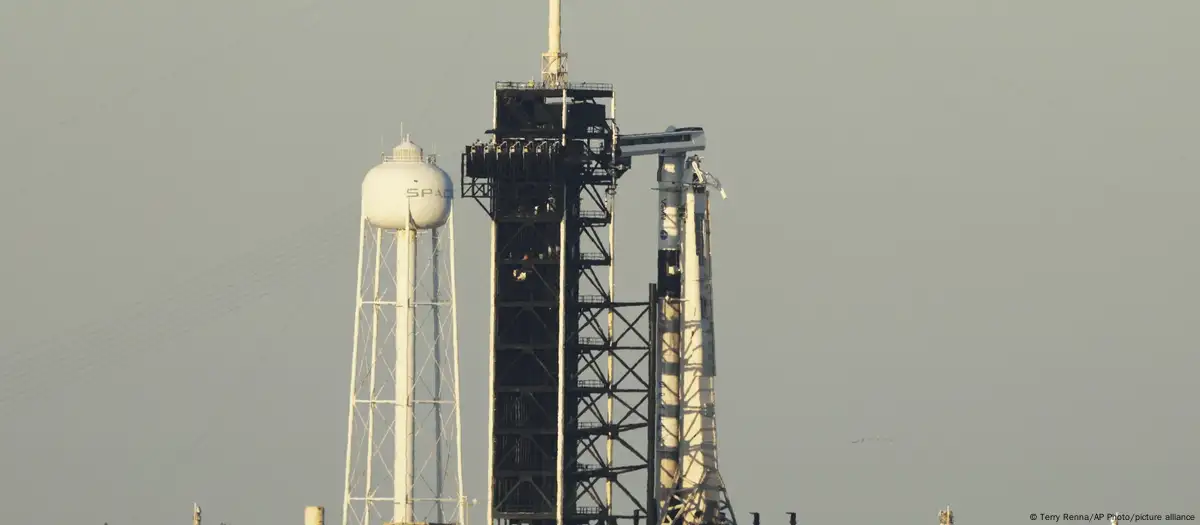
[{"left": 361, "top": 139, "right": 453, "bottom": 230}]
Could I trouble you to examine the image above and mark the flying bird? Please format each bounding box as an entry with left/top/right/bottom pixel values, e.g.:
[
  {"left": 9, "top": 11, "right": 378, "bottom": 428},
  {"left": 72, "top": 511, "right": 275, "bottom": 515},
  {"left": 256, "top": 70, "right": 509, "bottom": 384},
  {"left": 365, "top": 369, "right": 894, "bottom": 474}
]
[{"left": 851, "top": 436, "right": 893, "bottom": 444}]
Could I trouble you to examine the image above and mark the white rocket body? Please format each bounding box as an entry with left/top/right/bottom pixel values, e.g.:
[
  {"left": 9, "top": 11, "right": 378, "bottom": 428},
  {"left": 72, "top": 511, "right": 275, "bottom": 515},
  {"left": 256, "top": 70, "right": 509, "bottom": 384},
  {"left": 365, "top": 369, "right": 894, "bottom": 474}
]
[
  {"left": 657, "top": 153, "right": 686, "bottom": 507},
  {"left": 658, "top": 157, "right": 725, "bottom": 525},
  {"left": 678, "top": 180, "right": 720, "bottom": 521}
]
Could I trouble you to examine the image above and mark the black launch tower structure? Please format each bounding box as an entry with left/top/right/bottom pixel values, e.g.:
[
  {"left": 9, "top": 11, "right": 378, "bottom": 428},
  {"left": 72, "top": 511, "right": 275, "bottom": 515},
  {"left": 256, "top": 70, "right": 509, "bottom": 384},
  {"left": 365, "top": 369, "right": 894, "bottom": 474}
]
[{"left": 462, "top": 81, "right": 657, "bottom": 525}]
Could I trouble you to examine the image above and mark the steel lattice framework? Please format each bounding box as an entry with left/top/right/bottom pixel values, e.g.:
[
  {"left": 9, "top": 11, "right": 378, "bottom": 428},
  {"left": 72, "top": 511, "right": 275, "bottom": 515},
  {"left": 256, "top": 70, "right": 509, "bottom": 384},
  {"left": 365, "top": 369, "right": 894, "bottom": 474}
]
[{"left": 462, "top": 81, "right": 656, "bottom": 525}]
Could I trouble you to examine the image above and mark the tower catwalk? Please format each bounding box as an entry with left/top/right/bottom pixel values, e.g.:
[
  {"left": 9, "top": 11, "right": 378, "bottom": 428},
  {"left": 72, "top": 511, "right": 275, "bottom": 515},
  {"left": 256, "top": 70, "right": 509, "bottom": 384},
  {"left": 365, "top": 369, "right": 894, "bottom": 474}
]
[{"left": 342, "top": 138, "right": 467, "bottom": 525}]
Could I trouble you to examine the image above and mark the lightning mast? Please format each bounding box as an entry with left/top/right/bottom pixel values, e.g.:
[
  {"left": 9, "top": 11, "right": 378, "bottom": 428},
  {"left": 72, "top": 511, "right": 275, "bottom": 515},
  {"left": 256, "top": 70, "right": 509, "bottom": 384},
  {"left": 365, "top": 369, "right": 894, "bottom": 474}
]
[
  {"left": 342, "top": 138, "right": 467, "bottom": 525},
  {"left": 541, "top": 0, "right": 567, "bottom": 87}
]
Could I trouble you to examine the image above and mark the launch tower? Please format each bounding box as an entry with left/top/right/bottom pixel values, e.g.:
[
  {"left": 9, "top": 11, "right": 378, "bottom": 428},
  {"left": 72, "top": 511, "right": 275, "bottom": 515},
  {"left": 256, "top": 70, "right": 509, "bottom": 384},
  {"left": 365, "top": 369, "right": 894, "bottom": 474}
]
[
  {"left": 460, "top": 58, "right": 657, "bottom": 525},
  {"left": 462, "top": 3, "right": 737, "bottom": 525},
  {"left": 461, "top": 2, "right": 657, "bottom": 524}
]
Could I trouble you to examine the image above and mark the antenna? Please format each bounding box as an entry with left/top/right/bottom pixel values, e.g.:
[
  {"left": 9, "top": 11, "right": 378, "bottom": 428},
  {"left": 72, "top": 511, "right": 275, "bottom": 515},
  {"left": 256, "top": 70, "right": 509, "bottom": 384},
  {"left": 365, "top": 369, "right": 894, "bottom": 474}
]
[
  {"left": 939, "top": 506, "right": 954, "bottom": 525},
  {"left": 540, "top": 0, "right": 567, "bottom": 86}
]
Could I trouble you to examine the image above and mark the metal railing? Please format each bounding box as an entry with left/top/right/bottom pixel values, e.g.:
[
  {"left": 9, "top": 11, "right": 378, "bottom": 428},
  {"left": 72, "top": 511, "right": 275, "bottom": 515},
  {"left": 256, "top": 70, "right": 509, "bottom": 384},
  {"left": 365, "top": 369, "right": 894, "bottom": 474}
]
[
  {"left": 578, "top": 294, "right": 607, "bottom": 304},
  {"left": 495, "top": 80, "right": 614, "bottom": 92},
  {"left": 575, "top": 378, "right": 604, "bottom": 389}
]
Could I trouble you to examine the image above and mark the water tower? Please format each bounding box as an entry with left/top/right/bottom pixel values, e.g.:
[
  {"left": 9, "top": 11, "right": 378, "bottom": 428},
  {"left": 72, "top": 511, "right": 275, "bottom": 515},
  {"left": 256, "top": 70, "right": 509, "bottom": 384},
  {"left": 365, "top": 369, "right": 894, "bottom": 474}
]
[{"left": 342, "top": 137, "right": 467, "bottom": 525}]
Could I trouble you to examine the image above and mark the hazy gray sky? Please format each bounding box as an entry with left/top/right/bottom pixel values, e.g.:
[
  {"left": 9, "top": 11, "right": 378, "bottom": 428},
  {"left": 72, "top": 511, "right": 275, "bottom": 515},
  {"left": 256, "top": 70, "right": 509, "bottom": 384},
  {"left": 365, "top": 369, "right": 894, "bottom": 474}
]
[{"left": 2, "top": 1, "right": 1198, "bottom": 524}]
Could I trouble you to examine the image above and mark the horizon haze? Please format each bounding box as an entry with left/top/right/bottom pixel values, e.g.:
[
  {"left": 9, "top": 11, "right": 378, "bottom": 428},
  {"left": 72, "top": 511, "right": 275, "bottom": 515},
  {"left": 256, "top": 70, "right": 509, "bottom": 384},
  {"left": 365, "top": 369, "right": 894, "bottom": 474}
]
[{"left": 1, "top": 1, "right": 1198, "bottom": 524}]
